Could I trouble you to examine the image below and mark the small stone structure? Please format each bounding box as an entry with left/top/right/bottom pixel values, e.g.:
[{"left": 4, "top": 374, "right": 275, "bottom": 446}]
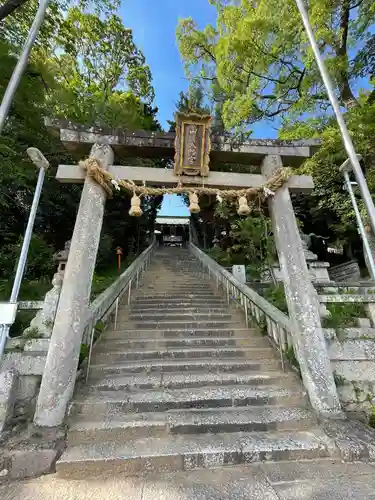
[
  {"left": 22, "top": 240, "right": 70, "bottom": 339},
  {"left": 329, "top": 260, "right": 361, "bottom": 282},
  {"left": 232, "top": 265, "right": 246, "bottom": 284},
  {"left": 317, "top": 286, "right": 375, "bottom": 419},
  {"left": 264, "top": 232, "right": 331, "bottom": 283}
]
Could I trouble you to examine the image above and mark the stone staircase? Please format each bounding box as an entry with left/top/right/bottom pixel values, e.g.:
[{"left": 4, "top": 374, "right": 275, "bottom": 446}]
[{"left": 57, "top": 248, "right": 331, "bottom": 477}]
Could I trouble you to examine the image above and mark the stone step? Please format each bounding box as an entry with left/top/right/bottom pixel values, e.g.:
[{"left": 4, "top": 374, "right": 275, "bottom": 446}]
[
  {"left": 138, "top": 284, "right": 215, "bottom": 289},
  {"left": 136, "top": 287, "right": 223, "bottom": 299},
  {"left": 103, "top": 328, "right": 259, "bottom": 340},
  {"left": 71, "top": 385, "right": 306, "bottom": 416},
  {"left": 131, "top": 293, "right": 228, "bottom": 305},
  {"left": 129, "top": 306, "right": 230, "bottom": 314},
  {"left": 127, "top": 320, "right": 244, "bottom": 330},
  {"left": 129, "top": 302, "right": 229, "bottom": 310},
  {"left": 68, "top": 406, "right": 315, "bottom": 444},
  {"left": 94, "top": 336, "right": 269, "bottom": 351},
  {"left": 137, "top": 288, "right": 217, "bottom": 294},
  {"left": 324, "top": 327, "right": 375, "bottom": 340},
  {"left": 90, "top": 347, "right": 276, "bottom": 364},
  {"left": 88, "top": 357, "right": 282, "bottom": 376},
  {"left": 57, "top": 429, "right": 329, "bottom": 478},
  {"left": 86, "top": 371, "right": 298, "bottom": 391},
  {"left": 127, "top": 312, "right": 234, "bottom": 322},
  {"left": 132, "top": 294, "right": 224, "bottom": 300}
]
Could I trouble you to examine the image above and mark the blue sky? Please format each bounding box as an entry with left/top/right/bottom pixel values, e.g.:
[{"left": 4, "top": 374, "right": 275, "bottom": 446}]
[
  {"left": 119, "top": 0, "right": 279, "bottom": 216},
  {"left": 120, "top": 0, "right": 279, "bottom": 138},
  {"left": 120, "top": 0, "right": 217, "bottom": 131}
]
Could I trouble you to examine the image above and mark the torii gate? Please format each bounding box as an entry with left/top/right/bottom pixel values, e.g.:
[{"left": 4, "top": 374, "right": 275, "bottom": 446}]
[{"left": 33, "top": 119, "right": 342, "bottom": 428}]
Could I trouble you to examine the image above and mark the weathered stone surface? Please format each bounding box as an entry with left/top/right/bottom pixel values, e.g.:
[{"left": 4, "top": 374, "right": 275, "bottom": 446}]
[
  {"left": 6, "top": 338, "right": 50, "bottom": 353},
  {"left": 34, "top": 143, "right": 114, "bottom": 428},
  {"left": 141, "top": 466, "right": 280, "bottom": 500},
  {"left": 23, "top": 273, "right": 63, "bottom": 338},
  {"left": 57, "top": 430, "right": 330, "bottom": 478},
  {"left": 322, "top": 418, "right": 375, "bottom": 461},
  {"left": 2, "top": 352, "right": 46, "bottom": 376},
  {"left": 4, "top": 462, "right": 375, "bottom": 500},
  {"left": 328, "top": 260, "right": 361, "bottom": 282},
  {"left": 333, "top": 360, "right": 375, "bottom": 382},
  {"left": 8, "top": 448, "right": 57, "bottom": 480},
  {"left": 262, "top": 155, "right": 342, "bottom": 418},
  {"left": 0, "top": 368, "right": 17, "bottom": 432},
  {"left": 324, "top": 327, "right": 375, "bottom": 340},
  {"left": 328, "top": 339, "right": 375, "bottom": 360},
  {"left": 357, "top": 317, "right": 372, "bottom": 328},
  {"left": 272, "top": 477, "right": 375, "bottom": 500},
  {"left": 262, "top": 459, "right": 375, "bottom": 499},
  {"left": 260, "top": 459, "right": 375, "bottom": 482},
  {"left": 0, "top": 475, "right": 144, "bottom": 500}
]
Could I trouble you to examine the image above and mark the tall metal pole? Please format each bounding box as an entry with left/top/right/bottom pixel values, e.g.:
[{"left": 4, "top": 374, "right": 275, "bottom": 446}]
[
  {"left": 295, "top": 0, "right": 375, "bottom": 237},
  {"left": 343, "top": 172, "right": 375, "bottom": 280},
  {"left": 0, "top": 0, "right": 50, "bottom": 134},
  {"left": 0, "top": 149, "right": 49, "bottom": 359},
  {"left": 10, "top": 169, "right": 45, "bottom": 302}
]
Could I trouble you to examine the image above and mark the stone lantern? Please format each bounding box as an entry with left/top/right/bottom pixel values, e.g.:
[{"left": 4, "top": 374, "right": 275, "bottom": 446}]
[
  {"left": 174, "top": 112, "right": 212, "bottom": 177},
  {"left": 54, "top": 240, "right": 71, "bottom": 277},
  {"left": 22, "top": 240, "right": 71, "bottom": 338}
]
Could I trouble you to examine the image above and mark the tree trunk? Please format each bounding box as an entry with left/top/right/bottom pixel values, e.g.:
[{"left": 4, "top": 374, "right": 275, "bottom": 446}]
[{"left": 336, "top": 0, "right": 358, "bottom": 109}]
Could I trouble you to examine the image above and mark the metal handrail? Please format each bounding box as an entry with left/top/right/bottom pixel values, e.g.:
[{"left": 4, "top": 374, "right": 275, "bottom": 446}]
[
  {"left": 190, "top": 243, "right": 292, "bottom": 371},
  {"left": 84, "top": 241, "right": 155, "bottom": 380}
]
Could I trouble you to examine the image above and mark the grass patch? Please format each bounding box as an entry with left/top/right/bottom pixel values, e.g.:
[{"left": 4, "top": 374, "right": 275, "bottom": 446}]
[
  {"left": 284, "top": 345, "right": 300, "bottom": 373},
  {"left": 1, "top": 256, "right": 136, "bottom": 338},
  {"left": 369, "top": 409, "right": 375, "bottom": 429},
  {"left": 90, "top": 258, "right": 135, "bottom": 300},
  {"left": 260, "top": 284, "right": 288, "bottom": 314},
  {"left": 9, "top": 311, "right": 36, "bottom": 338},
  {"left": 0, "top": 278, "right": 51, "bottom": 302},
  {"left": 322, "top": 302, "right": 367, "bottom": 328},
  {"left": 333, "top": 372, "right": 347, "bottom": 387}
]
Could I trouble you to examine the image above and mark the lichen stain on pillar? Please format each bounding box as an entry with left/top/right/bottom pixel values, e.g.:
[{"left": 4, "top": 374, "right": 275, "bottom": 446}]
[
  {"left": 262, "top": 154, "right": 343, "bottom": 418},
  {"left": 34, "top": 143, "right": 114, "bottom": 428}
]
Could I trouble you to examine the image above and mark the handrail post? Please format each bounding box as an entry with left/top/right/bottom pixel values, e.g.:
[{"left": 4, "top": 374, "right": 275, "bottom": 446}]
[
  {"left": 114, "top": 297, "right": 119, "bottom": 330},
  {"left": 85, "top": 325, "right": 96, "bottom": 383},
  {"left": 128, "top": 280, "right": 132, "bottom": 305}
]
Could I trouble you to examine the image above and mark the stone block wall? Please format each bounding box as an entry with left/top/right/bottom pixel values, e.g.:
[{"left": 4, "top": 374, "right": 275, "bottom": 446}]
[
  {"left": 0, "top": 339, "right": 48, "bottom": 430},
  {"left": 325, "top": 327, "right": 375, "bottom": 420}
]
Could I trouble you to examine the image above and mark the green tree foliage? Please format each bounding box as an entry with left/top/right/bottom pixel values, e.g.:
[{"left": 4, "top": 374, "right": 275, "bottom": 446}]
[
  {"left": 280, "top": 99, "right": 375, "bottom": 255},
  {"left": 177, "top": 0, "right": 375, "bottom": 131},
  {"left": 203, "top": 200, "right": 275, "bottom": 279},
  {"left": 42, "top": 7, "right": 155, "bottom": 128},
  {"left": 167, "top": 85, "right": 209, "bottom": 132},
  {"left": 177, "top": 0, "right": 375, "bottom": 266},
  {"left": 0, "top": 3, "right": 161, "bottom": 292}
]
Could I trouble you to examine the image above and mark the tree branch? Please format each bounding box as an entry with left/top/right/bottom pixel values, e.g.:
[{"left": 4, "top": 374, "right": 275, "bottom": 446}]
[
  {"left": 336, "top": 0, "right": 358, "bottom": 108},
  {"left": 195, "top": 42, "right": 216, "bottom": 62},
  {"left": 349, "top": 0, "right": 364, "bottom": 9}
]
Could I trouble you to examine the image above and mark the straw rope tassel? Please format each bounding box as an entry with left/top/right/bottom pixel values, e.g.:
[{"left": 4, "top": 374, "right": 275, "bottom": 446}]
[
  {"left": 189, "top": 192, "right": 200, "bottom": 214},
  {"left": 237, "top": 196, "right": 251, "bottom": 216},
  {"left": 129, "top": 191, "right": 143, "bottom": 217}
]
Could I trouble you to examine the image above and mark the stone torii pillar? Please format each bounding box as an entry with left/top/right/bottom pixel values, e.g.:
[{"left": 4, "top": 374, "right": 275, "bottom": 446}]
[
  {"left": 262, "top": 155, "right": 343, "bottom": 418},
  {"left": 34, "top": 143, "right": 114, "bottom": 427}
]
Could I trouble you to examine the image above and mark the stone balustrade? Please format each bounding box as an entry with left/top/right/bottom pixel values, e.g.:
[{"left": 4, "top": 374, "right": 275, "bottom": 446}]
[
  {"left": 190, "top": 244, "right": 292, "bottom": 372},
  {"left": 0, "top": 242, "right": 155, "bottom": 434}
]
